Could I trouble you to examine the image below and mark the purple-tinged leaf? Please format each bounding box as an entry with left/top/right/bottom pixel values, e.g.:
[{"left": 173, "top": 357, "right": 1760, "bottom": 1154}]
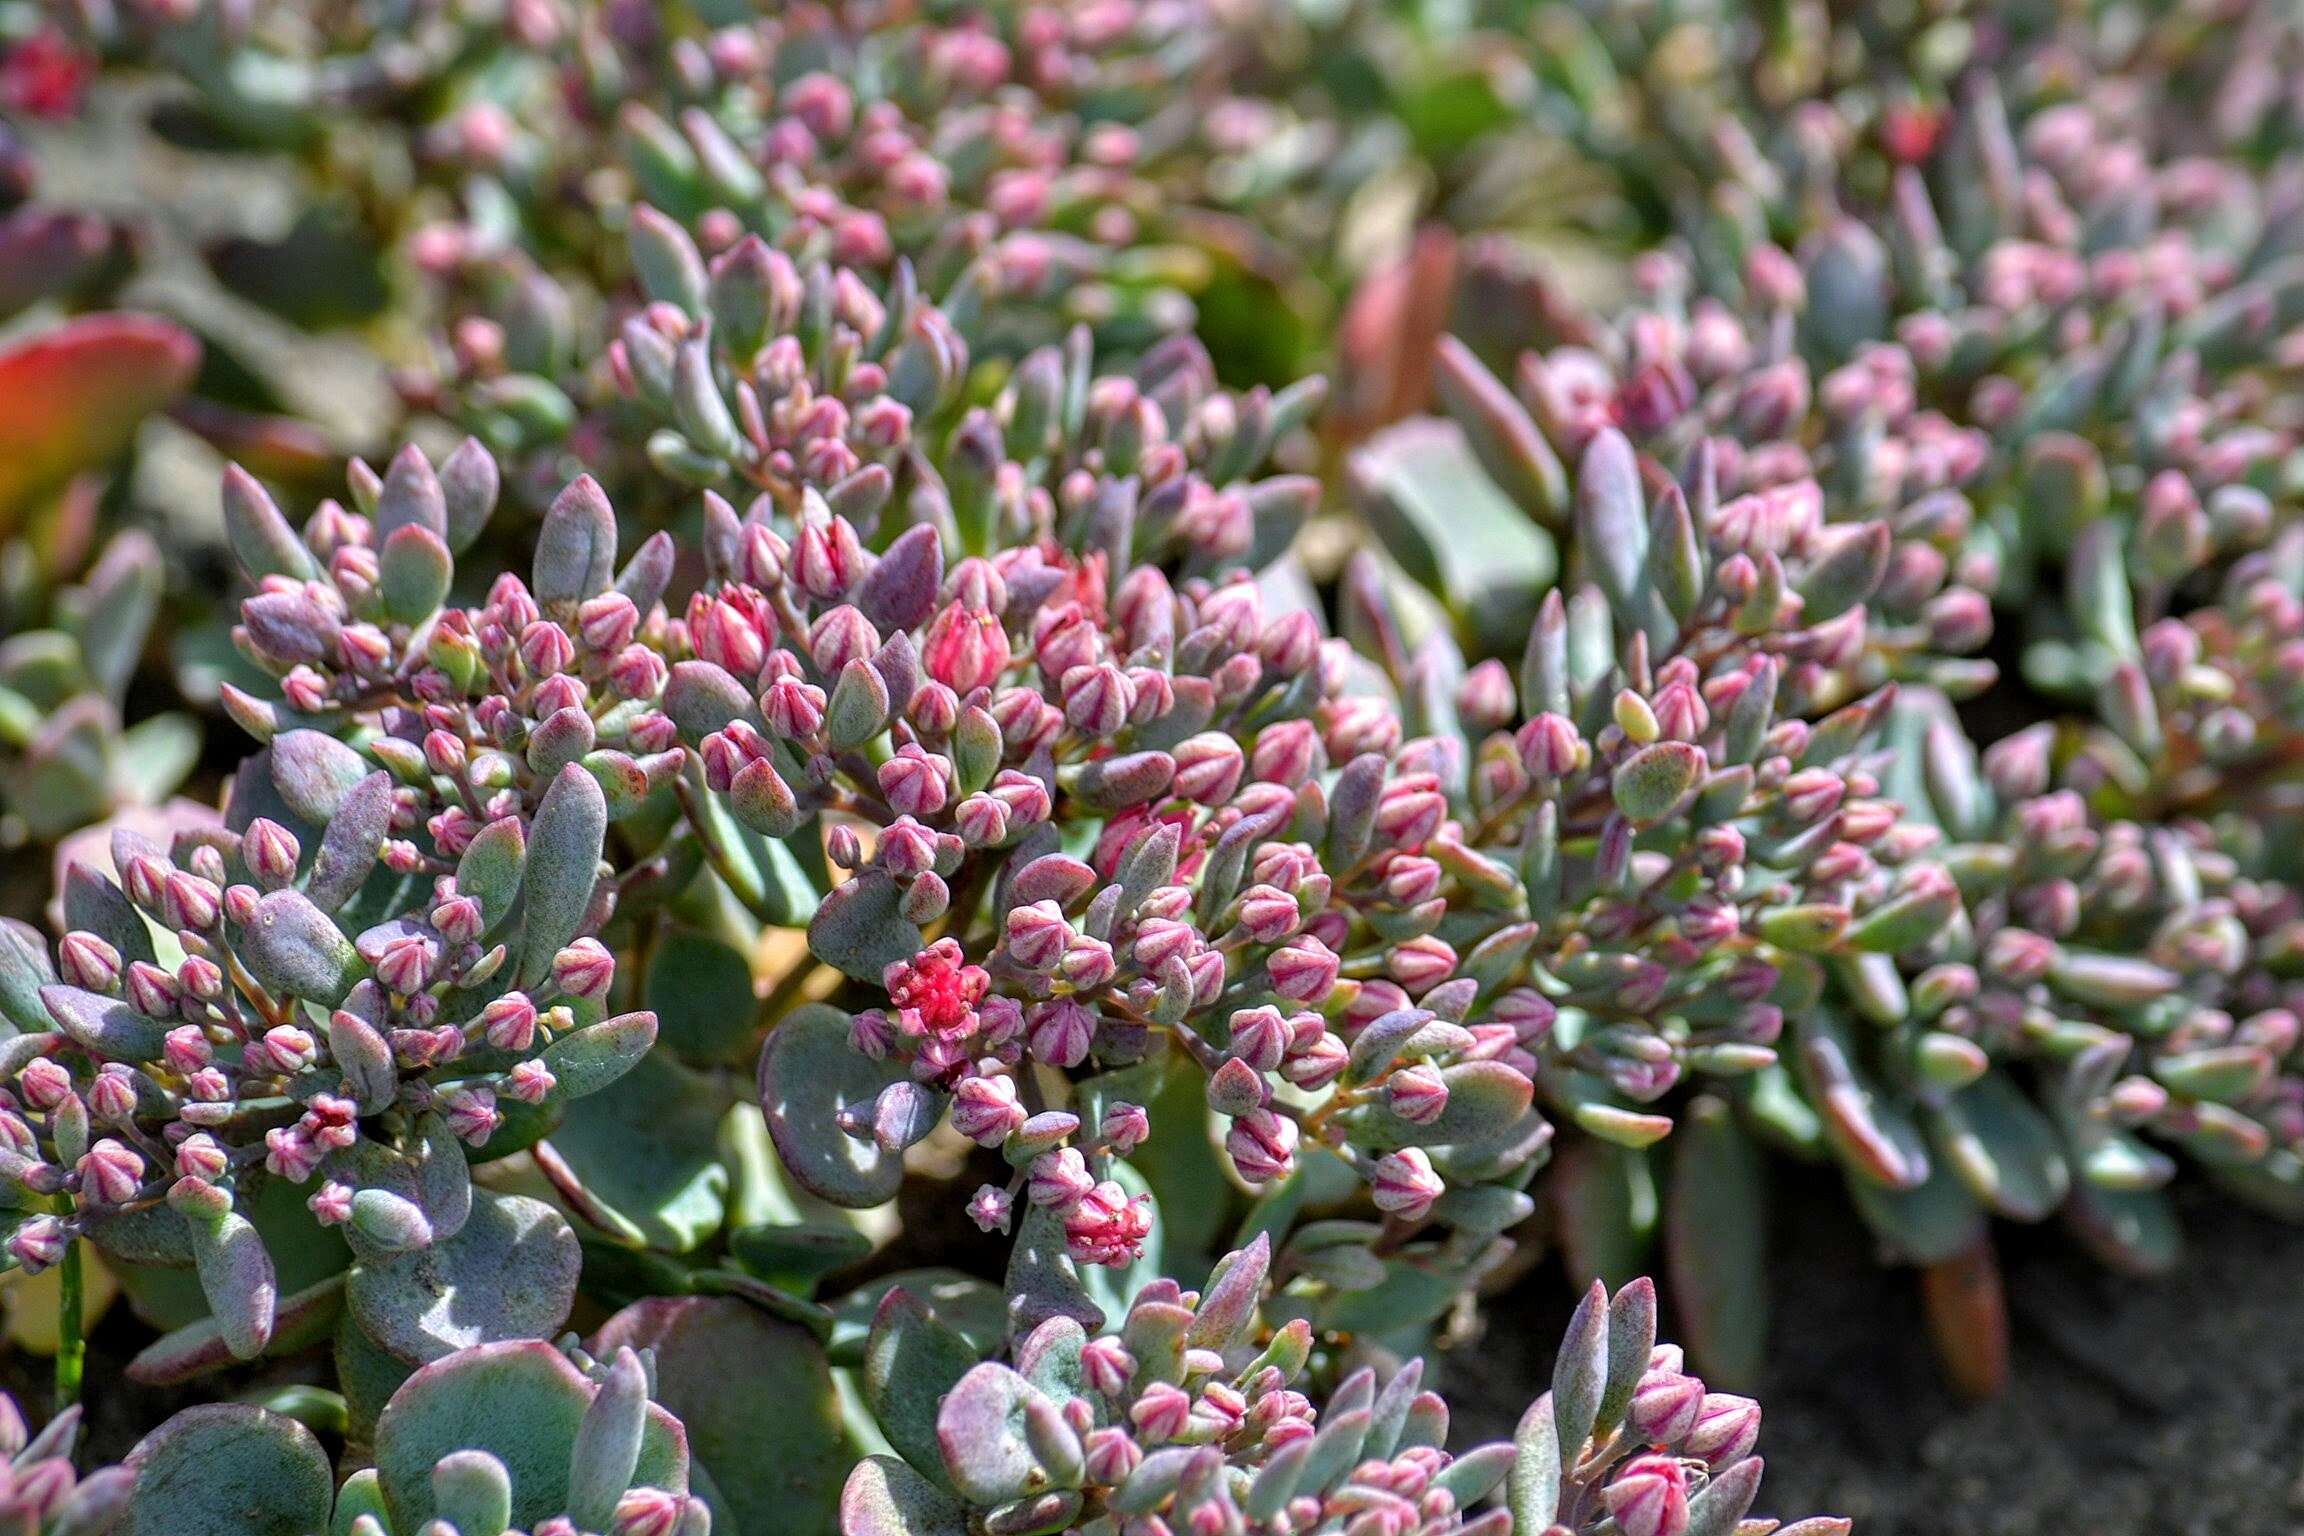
[{"left": 518, "top": 763, "right": 606, "bottom": 987}]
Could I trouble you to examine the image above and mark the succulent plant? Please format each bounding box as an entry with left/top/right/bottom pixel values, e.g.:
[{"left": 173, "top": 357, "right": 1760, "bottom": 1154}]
[
  {"left": 843, "top": 1249, "right": 1845, "bottom": 1536},
  {"left": 643, "top": 312, "right": 1584, "bottom": 1334},
  {"left": 1312, "top": 0, "right": 2304, "bottom": 1371},
  {"left": 13, "top": 8, "right": 2304, "bottom": 1529},
  {"left": 109, "top": 1337, "right": 704, "bottom": 1535},
  {"left": 0, "top": 441, "right": 696, "bottom": 1403},
  {"left": 360, "top": 0, "right": 1661, "bottom": 520}
]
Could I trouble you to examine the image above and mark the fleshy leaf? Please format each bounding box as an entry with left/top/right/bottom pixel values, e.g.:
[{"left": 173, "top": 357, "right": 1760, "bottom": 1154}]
[
  {"left": 123, "top": 1405, "right": 333, "bottom": 1536},
  {"left": 596, "top": 1295, "right": 849, "bottom": 1535},
  {"left": 865, "top": 1289, "right": 979, "bottom": 1497},
  {"left": 758, "top": 1004, "right": 917, "bottom": 1207},
  {"left": 519, "top": 764, "right": 607, "bottom": 987},
  {"left": 840, "top": 1456, "right": 969, "bottom": 1536},
  {"left": 934, "top": 1362, "right": 1049, "bottom": 1506},
  {"left": 347, "top": 1191, "right": 580, "bottom": 1365},
  {"left": 373, "top": 1340, "right": 686, "bottom": 1531},
  {"left": 0, "top": 314, "right": 198, "bottom": 526}
]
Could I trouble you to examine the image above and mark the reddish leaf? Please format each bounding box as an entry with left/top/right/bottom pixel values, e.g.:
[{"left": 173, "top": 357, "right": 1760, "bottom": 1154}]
[{"left": 0, "top": 314, "right": 198, "bottom": 525}]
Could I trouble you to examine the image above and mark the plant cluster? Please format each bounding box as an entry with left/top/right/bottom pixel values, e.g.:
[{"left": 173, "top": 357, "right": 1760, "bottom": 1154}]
[
  {"left": 7, "top": 0, "right": 2304, "bottom": 1527},
  {"left": 1349, "top": 0, "right": 2304, "bottom": 1384}
]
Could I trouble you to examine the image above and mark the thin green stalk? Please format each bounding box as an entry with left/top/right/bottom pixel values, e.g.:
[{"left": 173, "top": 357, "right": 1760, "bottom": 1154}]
[{"left": 55, "top": 1239, "right": 84, "bottom": 1413}]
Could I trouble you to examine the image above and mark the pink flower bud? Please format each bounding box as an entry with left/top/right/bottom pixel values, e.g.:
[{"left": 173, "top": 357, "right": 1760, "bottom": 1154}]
[
  {"left": 1684, "top": 1392, "right": 1761, "bottom": 1467},
  {"left": 1027, "top": 1147, "right": 1095, "bottom": 1211},
  {"left": 1604, "top": 1452, "right": 1689, "bottom": 1536},
  {"left": 1077, "top": 1336, "right": 1137, "bottom": 1401},
  {"left": 1375, "top": 784, "right": 1445, "bottom": 850},
  {"left": 480, "top": 993, "right": 538, "bottom": 1051},
  {"left": 440, "top": 1084, "right": 499, "bottom": 1147},
  {"left": 1516, "top": 713, "right": 1584, "bottom": 779},
  {"left": 954, "top": 793, "right": 1010, "bottom": 846},
  {"left": 1026, "top": 999, "right": 1096, "bottom": 1069},
  {"left": 1061, "top": 663, "right": 1134, "bottom": 737},
  {"left": 757, "top": 677, "right": 826, "bottom": 740},
  {"left": 1456, "top": 659, "right": 1517, "bottom": 731},
  {"left": 120, "top": 855, "right": 168, "bottom": 913},
  {"left": 610, "top": 1488, "right": 686, "bottom": 1536},
  {"left": 1005, "top": 901, "right": 1072, "bottom": 971},
  {"left": 162, "top": 872, "right": 222, "bottom": 932},
  {"left": 1224, "top": 1108, "right": 1297, "bottom": 1185},
  {"left": 1386, "top": 1063, "right": 1451, "bottom": 1125},
  {"left": 577, "top": 593, "right": 641, "bottom": 654},
  {"left": 951, "top": 1073, "right": 1028, "bottom": 1146},
  {"left": 610, "top": 645, "right": 669, "bottom": 701},
  {"left": 793, "top": 513, "right": 864, "bottom": 599},
  {"left": 1282, "top": 1032, "right": 1349, "bottom": 1091},
  {"left": 519, "top": 619, "right": 576, "bottom": 678},
  {"left": 1131, "top": 1381, "right": 1193, "bottom": 1444},
  {"left": 1381, "top": 855, "right": 1443, "bottom": 908},
  {"left": 257, "top": 1025, "right": 318, "bottom": 1075},
  {"left": 17, "top": 1059, "right": 69, "bottom": 1112},
  {"left": 1235, "top": 884, "right": 1301, "bottom": 945},
  {"left": 1056, "top": 936, "right": 1117, "bottom": 991},
  {"left": 77, "top": 1139, "right": 144, "bottom": 1204},
  {"left": 923, "top": 602, "right": 1013, "bottom": 693},
  {"left": 1628, "top": 1370, "right": 1706, "bottom": 1444},
  {"left": 551, "top": 938, "right": 615, "bottom": 1001},
  {"left": 265, "top": 1125, "right": 322, "bottom": 1183},
  {"left": 907, "top": 680, "right": 960, "bottom": 737},
  {"left": 1251, "top": 719, "right": 1321, "bottom": 787},
  {"left": 125, "top": 962, "right": 180, "bottom": 1020},
  {"left": 422, "top": 730, "right": 468, "bottom": 778},
  {"left": 990, "top": 769, "right": 1053, "bottom": 825},
  {"left": 848, "top": 1009, "right": 895, "bottom": 1060},
  {"left": 1268, "top": 936, "right": 1339, "bottom": 1004},
  {"left": 1082, "top": 1426, "right": 1142, "bottom": 1484},
  {"left": 1131, "top": 917, "right": 1198, "bottom": 971},
  {"left": 375, "top": 935, "right": 434, "bottom": 997},
  {"left": 163, "top": 1026, "right": 212, "bottom": 1074},
  {"left": 879, "top": 745, "right": 953, "bottom": 817},
  {"left": 174, "top": 1135, "right": 230, "bottom": 1182},
  {"left": 1099, "top": 1101, "right": 1150, "bottom": 1155},
  {"left": 1173, "top": 733, "right": 1245, "bottom": 805},
  {"left": 282, "top": 668, "right": 329, "bottom": 714},
  {"left": 809, "top": 606, "right": 881, "bottom": 678},
  {"left": 1386, "top": 935, "right": 1457, "bottom": 994},
  {"left": 1371, "top": 1147, "right": 1444, "bottom": 1221},
  {"left": 7, "top": 1217, "right": 67, "bottom": 1274},
  {"left": 56, "top": 931, "right": 120, "bottom": 992},
  {"left": 502, "top": 1060, "right": 555, "bottom": 1104},
  {"left": 430, "top": 894, "right": 484, "bottom": 946},
  {"left": 309, "top": 1180, "right": 355, "bottom": 1226}
]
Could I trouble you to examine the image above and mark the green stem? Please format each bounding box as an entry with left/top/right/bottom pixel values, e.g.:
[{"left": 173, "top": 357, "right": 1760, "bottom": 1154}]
[{"left": 55, "top": 1240, "right": 84, "bottom": 1413}]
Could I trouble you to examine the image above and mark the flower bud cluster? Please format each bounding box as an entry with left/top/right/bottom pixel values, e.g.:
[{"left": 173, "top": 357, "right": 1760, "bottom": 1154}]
[
  {"left": 404, "top": 0, "right": 1355, "bottom": 521},
  {"left": 716, "top": 358, "right": 1537, "bottom": 1276},
  {"left": 1342, "top": 423, "right": 1968, "bottom": 1178},
  {"left": 0, "top": 442, "right": 664, "bottom": 1363},
  {"left": 1396, "top": 16, "right": 2304, "bottom": 1276},
  {"left": 847, "top": 1254, "right": 1843, "bottom": 1536}
]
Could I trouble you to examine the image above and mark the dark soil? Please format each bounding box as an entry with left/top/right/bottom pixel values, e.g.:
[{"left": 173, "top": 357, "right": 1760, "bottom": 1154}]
[{"left": 1440, "top": 1168, "right": 2304, "bottom": 1536}]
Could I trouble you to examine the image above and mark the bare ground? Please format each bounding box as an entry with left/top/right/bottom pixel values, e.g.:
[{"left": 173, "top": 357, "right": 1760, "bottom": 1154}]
[{"left": 1441, "top": 1169, "right": 2304, "bottom": 1536}]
